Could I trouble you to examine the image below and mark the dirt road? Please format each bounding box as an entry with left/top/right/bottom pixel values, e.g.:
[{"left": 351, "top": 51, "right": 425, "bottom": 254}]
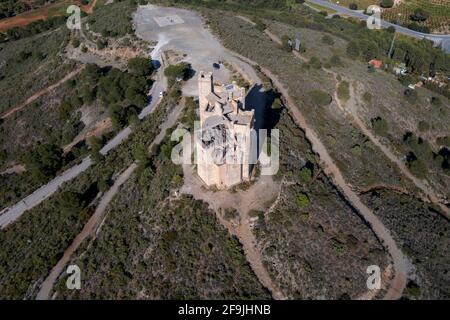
[
  {"left": 224, "top": 20, "right": 410, "bottom": 298},
  {"left": 255, "top": 64, "right": 410, "bottom": 300},
  {"left": 36, "top": 163, "right": 137, "bottom": 300},
  {"left": 0, "top": 0, "right": 100, "bottom": 32},
  {"left": 0, "top": 66, "right": 85, "bottom": 119},
  {"left": 181, "top": 165, "right": 286, "bottom": 300},
  {"left": 344, "top": 83, "right": 450, "bottom": 218},
  {"left": 0, "top": 69, "right": 166, "bottom": 230},
  {"left": 63, "top": 118, "right": 113, "bottom": 154},
  {"left": 0, "top": 164, "right": 26, "bottom": 176},
  {"left": 37, "top": 96, "right": 184, "bottom": 299}
]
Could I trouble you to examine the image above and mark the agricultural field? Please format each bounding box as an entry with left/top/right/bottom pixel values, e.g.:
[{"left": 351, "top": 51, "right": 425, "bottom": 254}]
[
  {"left": 0, "top": 0, "right": 99, "bottom": 32},
  {"left": 325, "top": 0, "right": 450, "bottom": 33}
]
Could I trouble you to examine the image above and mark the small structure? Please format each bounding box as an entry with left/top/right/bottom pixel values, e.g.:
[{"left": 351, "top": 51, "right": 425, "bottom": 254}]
[
  {"left": 368, "top": 59, "right": 383, "bottom": 69},
  {"left": 294, "top": 38, "right": 301, "bottom": 51}
]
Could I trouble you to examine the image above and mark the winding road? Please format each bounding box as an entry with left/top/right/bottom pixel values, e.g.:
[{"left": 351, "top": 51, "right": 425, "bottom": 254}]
[
  {"left": 0, "top": 69, "right": 166, "bottom": 230},
  {"left": 232, "top": 18, "right": 411, "bottom": 299},
  {"left": 307, "top": 0, "right": 450, "bottom": 53}
]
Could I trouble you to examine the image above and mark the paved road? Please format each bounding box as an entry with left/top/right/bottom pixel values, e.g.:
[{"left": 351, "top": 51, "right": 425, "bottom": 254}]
[
  {"left": 37, "top": 99, "right": 185, "bottom": 300},
  {"left": 307, "top": 0, "right": 450, "bottom": 53},
  {"left": 36, "top": 163, "right": 138, "bottom": 300},
  {"left": 0, "top": 71, "right": 166, "bottom": 230}
]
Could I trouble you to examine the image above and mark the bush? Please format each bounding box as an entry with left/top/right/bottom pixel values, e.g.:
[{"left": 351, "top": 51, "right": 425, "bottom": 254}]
[
  {"left": 72, "top": 38, "right": 81, "bottom": 48},
  {"left": 407, "top": 157, "right": 428, "bottom": 178},
  {"left": 346, "top": 41, "right": 360, "bottom": 58},
  {"left": 430, "top": 96, "right": 442, "bottom": 107},
  {"left": 296, "top": 192, "right": 310, "bottom": 208},
  {"left": 404, "top": 88, "right": 418, "bottom": 103},
  {"left": 436, "top": 136, "right": 450, "bottom": 147},
  {"left": 321, "top": 35, "right": 334, "bottom": 45},
  {"left": 371, "top": 117, "right": 389, "bottom": 136},
  {"left": 387, "top": 26, "right": 396, "bottom": 33},
  {"left": 58, "top": 101, "right": 74, "bottom": 120},
  {"left": 96, "top": 39, "right": 107, "bottom": 50},
  {"left": 406, "top": 23, "right": 430, "bottom": 33},
  {"left": 299, "top": 166, "right": 312, "bottom": 183},
  {"left": 128, "top": 57, "right": 154, "bottom": 77},
  {"left": 164, "top": 63, "right": 191, "bottom": 81},
  {"left": 329, "top": 54, "right": 343, "bottom": 67},
  {"left": 410, "top": 8, "right": 429, "bottom": 22},
  {"left": 380, "top": 0, "right": 394, "bottom": 8},
  {"left": 363, "top": 92, "right": 372, "bottom": 103},
  {"left": 309, "top": 56, "right": 322, "bottom": 69},
  {"left": 349, "top": 3, "right": 358, "bottom": 10},
  {"left": 337, "top": 81, "right": 350, "bottom": 101},
  {"left": 309, "top": 90, "right": 332, "bottom": 107},
  {"left": 418, "top": 121, "right": 430, "bottom": 132},
  {"left": 280, "top": 35, "right": 292, "bottom": 52},
  {"left": 22, "top": 143, "right": 64, "bottom": 182}
]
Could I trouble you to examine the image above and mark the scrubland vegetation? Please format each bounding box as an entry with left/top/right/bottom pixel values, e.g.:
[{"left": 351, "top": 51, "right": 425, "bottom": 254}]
[
  {"left": 55, "top": 98, "right": 270, "bottom": 300},
  {"left": 161, "top": 0, "right": 449, "bottom": 298}
]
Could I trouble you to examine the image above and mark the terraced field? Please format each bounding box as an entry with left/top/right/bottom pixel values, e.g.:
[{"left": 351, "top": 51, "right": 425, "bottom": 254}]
[{"left": 324, "top": 0, "right": 450, "bottom": 33}]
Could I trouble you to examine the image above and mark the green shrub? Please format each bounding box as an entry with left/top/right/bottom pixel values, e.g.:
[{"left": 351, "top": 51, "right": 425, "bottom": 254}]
[
  {"left": 72, "top": 38, "right": 81, "bottom": 48},
  {"left": 280, "top": 35, "right": 292, "bottom": 52},
  {"left": 128, "top": 57, "right": 154, "bottom": 77},
  {"left": 346, "top": 41, "right": 360, "bottom": 58},
  {"left": 380, "top": 0, "right": 394, "bottom": 8},
  {"left": 329, "top": 54, "right": 343, "bottom": 67},
  {"left": 321, "top": 35, "right": 334, "bottom": 45},
  {"left": 309, "top": 56, "right": 322, "bottom": 69},
  {"left": 296, "top": 192, "right": 310, "bottom": 208},
  {"left": 436, "top": 136, "right": 450, "bottom": 147},
  {"left": 164, "top": 63, "right": 191, "bottom": 81},
  {"left": 371, "top": 117, "right": 389, "bottom": 136},
  {"left": 404, "top": 88, "right": 418, "bottom": 103},
  {"left": 299, "top": 166, "right": 312, "bottom": 183},
  {"left": 430, "top": 96, "right": 442, "bottom": 107},
  {"left": 309, "top": 90, "right": 332, "bottom": 107},
  {"left": 337, "top": 81, "right": 350, "bottom": 101},
  {"left": 363, "top": 92, "right": 372, "bottom": 103},
  {"left": 418, "top": 121, "right": 430, "bottom": 132}
]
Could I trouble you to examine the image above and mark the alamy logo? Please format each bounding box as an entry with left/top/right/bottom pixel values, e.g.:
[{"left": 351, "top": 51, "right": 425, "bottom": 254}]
[
  {"left": 170, "top": 122, "right": 279, "bottom": 176},
  {"left": 66, "top": 264, "right": 81, "bottom": 290},
  {"left": 366, "top": 265, "right": 381, "bottom": 290},
  {"left": 366, "top": 5, "right": 382, "bottom": 30},
  {"left": 66, "top": 5, "right": 81, "bottom": 30}
]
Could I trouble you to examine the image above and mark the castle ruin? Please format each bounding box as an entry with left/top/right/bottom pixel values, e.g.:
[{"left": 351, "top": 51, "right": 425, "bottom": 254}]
[{"left": 196, "top": 71, "right": 255, "bottom": 189}]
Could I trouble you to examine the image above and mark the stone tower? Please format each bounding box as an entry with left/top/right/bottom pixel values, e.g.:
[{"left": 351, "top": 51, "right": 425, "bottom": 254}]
[{"left": 196, "top": 71, "right": 255, "bottom": 189}]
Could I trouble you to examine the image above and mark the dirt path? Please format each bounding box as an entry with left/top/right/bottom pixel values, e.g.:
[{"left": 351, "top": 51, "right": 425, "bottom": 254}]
[
  {"left": 63, "top": 118, "right": 113, "bottom": 154},
  {"left": 0, "top": 0, "right": 100, "bottom": 32},
  {"left": 181, "top": 165, "right": 286, "bottom": 300},
  {"left": 216, "top": 23, "right": 409, "bottom": 299},
  {"left": 0, "top": 66, "right": 85, "bottom": 119},
  {"left": 256, "top": 63, "right": 409, "bottom": 300},
  {"left": 37, "top": 97, "right": 184, "bottom": 300},
  {"left": 0, "top": 164, "right": 26, "bottom": 176},
  {"left": 342, "top": 82, "right": 450, "bottom": 218},
  {"left": 36, "top": 163, "right": 137, "bottom": 300}
]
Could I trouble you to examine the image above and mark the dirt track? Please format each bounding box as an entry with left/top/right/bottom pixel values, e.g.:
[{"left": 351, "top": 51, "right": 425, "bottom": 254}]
[
  {"left": 181, "top": 165, "right": 286, "bottom": 300},
  {"left": 0, "top": 0, "right": 99, "bottom": 32},
  {"left": 0, "top": 66, "right": 85, "bottom": 119},
  {"left": 36, "top": 163, "right": 138, "bottom": 300},
  {"left": 222, "top": 23, "right": 410, "bottom": 298}
]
